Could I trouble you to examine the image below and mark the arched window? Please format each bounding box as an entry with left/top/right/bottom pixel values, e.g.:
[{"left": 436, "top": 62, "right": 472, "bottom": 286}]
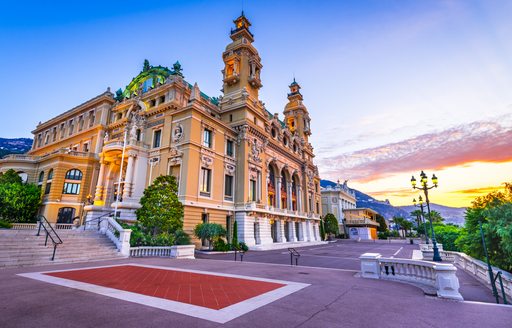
[
  {"left": 63, "top": 169, "right": 82, "bottom": 195},
  {"left": 45, "top": 169, "right": 54, "bottom": 195},
  {"left": 65, "top": 169, "right": 82, "bottom": 180},
  {"left": 57, "top": 207, "right": 76, "bottom": 224},
  {"left": 38, "top": 171, "right": 44, "bottom": 183}
]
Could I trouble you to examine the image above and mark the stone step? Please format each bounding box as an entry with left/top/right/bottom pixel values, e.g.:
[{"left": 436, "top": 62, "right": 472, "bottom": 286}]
[{"left": 0, "top": 255, "right": 125, "bottom": 268}]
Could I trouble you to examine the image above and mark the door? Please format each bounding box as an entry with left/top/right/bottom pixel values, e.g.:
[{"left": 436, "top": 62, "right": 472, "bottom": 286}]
[{"left": 57, "top": 207, "right": 75, "bottom": 224}]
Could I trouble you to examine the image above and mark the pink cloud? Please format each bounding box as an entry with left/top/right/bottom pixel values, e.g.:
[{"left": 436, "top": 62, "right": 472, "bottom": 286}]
[{"left": 320, "top": 116, "right": 512, "bottom": 182}]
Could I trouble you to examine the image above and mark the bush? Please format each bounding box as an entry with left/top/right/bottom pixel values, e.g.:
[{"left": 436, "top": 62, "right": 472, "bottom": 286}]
[
  {"left": 378, "top": 231, "right": 389, "bottom": 239},
  {"left": 173, "top": 229, "right": 191, "bottom": 245},
  {"left": 238, "top": 242, "right": 249, "bottom": 252},
  {"left": 194, "top": 223, "right": 226, "bottom": 250},
  {"left": 213, "top": 238, "right": 232, "bottom": 252},
  {"left": 0, "top": 220, "right": 12, "bottom": 229},
  {"left": 121, "top": 221, "right": 190, "bottom": 247}
]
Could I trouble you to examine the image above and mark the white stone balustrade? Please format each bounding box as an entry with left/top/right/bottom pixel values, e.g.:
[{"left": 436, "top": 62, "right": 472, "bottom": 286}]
[
  {"left": 360, "top": 252, "right": 463, "bottom": 301},
  {"left": 419, "top": 243, "right": 443, "bottom": 251},
  {"left": 129, "top": 245, "right": 195, "bottom": 259},
  {"left": 100, "top": 217, "right": 131, "bottom": 256}
]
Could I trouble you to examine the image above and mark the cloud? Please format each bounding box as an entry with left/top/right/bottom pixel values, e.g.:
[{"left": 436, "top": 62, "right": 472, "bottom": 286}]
[
  {"left": 320, "top": 115, "right": 512, "bottom": 182},
  {"left": 449, "top": 186, "right": 503, "bottom": 195}
]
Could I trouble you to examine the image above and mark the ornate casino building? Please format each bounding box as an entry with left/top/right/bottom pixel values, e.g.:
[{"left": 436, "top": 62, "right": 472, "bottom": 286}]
[{"left": 0, "top": 13, "right": 323, "bottom": 248}]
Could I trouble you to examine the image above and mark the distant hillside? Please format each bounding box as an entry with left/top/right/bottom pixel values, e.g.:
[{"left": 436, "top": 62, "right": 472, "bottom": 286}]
[
  {"left": 0, "top": 138, "right": 32, "bottom": 158},
  {"left": 399, "top": 204, "right": 466, "bottom": 226},
  {"left": 320, "top": 179, "right": 465, "bottom": 225}
]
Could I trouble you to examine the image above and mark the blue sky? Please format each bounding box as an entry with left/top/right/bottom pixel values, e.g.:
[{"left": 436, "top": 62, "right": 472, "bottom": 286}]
[{"left": 1, "top": 0, "right": 512, "bottom": 206}]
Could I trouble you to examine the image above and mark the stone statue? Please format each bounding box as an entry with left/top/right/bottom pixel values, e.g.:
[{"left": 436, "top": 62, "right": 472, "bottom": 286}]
[{"left": 104, "top": 131, "right": 109, "bottom": 142}]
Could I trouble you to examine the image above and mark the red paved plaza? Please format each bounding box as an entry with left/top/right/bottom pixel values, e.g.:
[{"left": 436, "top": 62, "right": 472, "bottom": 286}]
[{"left": 45, "top": 265, "right": 285, "bottom": 310}]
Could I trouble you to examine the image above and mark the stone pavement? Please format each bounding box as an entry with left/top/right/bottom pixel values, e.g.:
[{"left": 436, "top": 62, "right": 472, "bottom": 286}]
[
  {"left": 1, "top": 256, "right": 510, "bottom": 328},
  {"left": 197, "top": 240, "right": 500, "bottom": 303}
]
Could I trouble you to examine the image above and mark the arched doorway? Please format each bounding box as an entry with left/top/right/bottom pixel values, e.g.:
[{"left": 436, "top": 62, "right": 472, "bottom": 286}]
[{"left": 57, "top": 207, "right": 76, "bottom": 224}]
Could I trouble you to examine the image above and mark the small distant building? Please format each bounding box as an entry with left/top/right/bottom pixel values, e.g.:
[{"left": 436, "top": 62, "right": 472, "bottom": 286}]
[
  {"left": 343, "top": 208, "right": 379, "bottom": 240},
  {"left": 321, "top": 180, "right": 356, "bottom": 236}
]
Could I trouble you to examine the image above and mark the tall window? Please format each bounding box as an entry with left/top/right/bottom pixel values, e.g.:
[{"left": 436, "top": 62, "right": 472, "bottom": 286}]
[
  {"left": 249, "top": 179, "right": 257, "bottom": 202},
  {"left": 45, "top": 169, "right": 53, "bottom": 195},
  {"left": 202, "top": 213, "right": 209, "bottom": 223},
  {"left": 89, "top": 110, "right": 96, "bottom": 127},
  {"left": 200, "top": 168, "right": 211, "bottom": 196},
  {"left": 52, "top": 127, "right": 57, "bottom": 142},
  {"left": 203, "top": 129, "right": 212, "bottom": 148},
  {"left": 78, "top": 115, "right": 84, "bottom": 131},
  {"left": 224, "top": 175, "right": 233, "bottom": 200},
  {"left": 68, "top": 119, "right": 74, "bottom": 136},
  {"left": 83, "top": 142, "right": 89, "bottom": 152},
  {"left": 60, "top": 123, "right": 65, "bottom": 139},
  {"left": 226, "top": 139, "right": 234, "bottom": 157},
  {"left": 63, "top": 169, "right": 82, "bottom": 195},
  {"left": 153, "top": 130, "right": 161, "bottom": 148},
  {"left": 38, "top": 171, "right": 44, "bottom": 189}
]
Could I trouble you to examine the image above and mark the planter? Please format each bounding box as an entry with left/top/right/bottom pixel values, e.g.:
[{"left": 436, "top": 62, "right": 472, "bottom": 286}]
[{"left": 171, "top": 245, "right": 195, "bottom": 259}]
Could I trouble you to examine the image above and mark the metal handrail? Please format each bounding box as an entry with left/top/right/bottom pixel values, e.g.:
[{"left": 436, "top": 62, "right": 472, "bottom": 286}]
[
  {"left": 83, "top": 211, "right": 115, "bottom": 230},
  {"left": 493, "top": 271, "right": 509, "bottom": 305},
  {"left": 36, "top": 215, "right": 63, "bottom": 260},
  {"left": 288, "top": 248, "right": 300, "bottom": 266}
]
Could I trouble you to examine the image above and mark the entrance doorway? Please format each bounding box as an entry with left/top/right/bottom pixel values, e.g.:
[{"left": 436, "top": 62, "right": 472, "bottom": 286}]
[
  {"left": 270, "top": 220, "right": 277, "bottom": 242},
  {"left": 57, "top": 207, "right": 75, "bottom": 224}
]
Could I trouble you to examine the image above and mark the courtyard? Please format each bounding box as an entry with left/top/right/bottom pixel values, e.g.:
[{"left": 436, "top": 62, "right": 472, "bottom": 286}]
[{"left": 1, "top": 241, "right": 510, "bottom": 328}]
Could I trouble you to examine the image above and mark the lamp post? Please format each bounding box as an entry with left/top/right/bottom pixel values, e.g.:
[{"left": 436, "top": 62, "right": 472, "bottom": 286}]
[
  {"left": 411, "top": 171, "right": 441, "bottom": 261},
  {"left": 413, "top": 196, "right": 429, "bottom": 244}
]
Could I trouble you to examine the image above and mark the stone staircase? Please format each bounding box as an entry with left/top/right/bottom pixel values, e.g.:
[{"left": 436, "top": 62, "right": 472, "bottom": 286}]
[{"left": 0, "top": 229, "right": 125, "bottom": 269}]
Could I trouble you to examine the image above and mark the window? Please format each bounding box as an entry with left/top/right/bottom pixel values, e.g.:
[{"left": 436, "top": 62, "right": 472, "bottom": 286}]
[
  {"left": 150, "top": 99, "right": 156, "bottom": 107},
  {"left": 117, "top": 113, "right": 122, "bottom": 121},
  {"left": 293, "top": 143, "right": 298, "bottom": 152},
  {"left": 37, "top": 134, "right": 42, "bottom": 147},
  {"left": 159, "top": 95, "right": 165, "bottom": 104},
  {"left": 89, "top": 110, "right": 96, "bottom": 127},
  {"left": 203, "top": 129, "right": 212, "bottom": 148},
  {"left": 271, "top": 128, "right": 276, "bottom": 138},
  {"left": 315, "top": 183, "right": 318, "bottom": 193},
  {"left": 68, "top": 119, "right": 74, "bottom": 136},
  {"left": 202, "top": 213, "right": 209, "bottom": 223},
  {"left": 224, "top": 175, "right": 233, "bottom": 200},
  {"left": 38, "top": 171, "right": 44, "bottom": 184},
  {"left": 83, "top": 142, "right": 89, "bottom": 152},
  {"left": 65, "top": 169, "right": 83, "bottom": 180},
  {"left": 63, "top": 182, "right": 80, "bottom": 195},
  {"left": 45, "top": 169, "right": 53, "bottom": 195},
  {"left": 283, "top": 137, "right": 288, "bottom": 146},
  {"left": 229, "top": 114, "right": 233, "bottom": 122},
  {"left": 226, "top": 140, "right": 234, "bottom": 157},
  {"left": 60, "top": 123, "right": 65, "bottom": 139},
  {"left": 200, "top": 168, "right": 211, "bottom": 196},
  {"left": 136, "top": 129, "right": 141, "bottom": 141},
  {"left": 78, "top": 115, "right": 84, "bottom": 131},
  {"left": 153, "top": 130, "right": 161, "bottom": 148},
  {"left": 44, "top": 132, "right": 49, "bottom": 145},
  {"left": 254, "top": 117, "right": 257, "bottom": 125},
  {"left": 249, "top": 179, "right": 257, "bottom": 202},
  {"left": 52, "top": 127, "right": 57, "bottom": 142},
  {"left": 316, "top": 202, "right": 320, "bottom": 214}
]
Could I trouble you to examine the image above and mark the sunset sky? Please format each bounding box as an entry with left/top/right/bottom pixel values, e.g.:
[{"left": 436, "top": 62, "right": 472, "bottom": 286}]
[{"left": 1, "top": 0, "right": 511, "bottom": 207}]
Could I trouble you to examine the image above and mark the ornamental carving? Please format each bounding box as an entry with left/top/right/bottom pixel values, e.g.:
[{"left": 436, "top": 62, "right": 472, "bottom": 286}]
[
  {"left": 249, "top": 138, "right": 262, "bottom": 163},
  {"left": 225, "top": 163, "right": 236, "bottom": 174},
  {"left": 201, "top": 155, "right": 213, "bottom": 168},
  {"left": 307, "top": 169, "right": 314, "bottom": 189},
  {"left": 235, "top": 124, "right": 249, "bottom": 145},
  {"left": 172, "top": 123, "right": 184, "bottom": 142}
]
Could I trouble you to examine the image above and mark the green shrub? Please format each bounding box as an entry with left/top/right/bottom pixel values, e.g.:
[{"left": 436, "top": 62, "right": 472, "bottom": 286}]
[
  {"left": 213, "top": 238, "right": 231, "bottom": 252},
  {"left": 194, "top": 223, "right": 226, "bottom": 250},
  {"left": 0, "top": 220, "right": 12, "bottom": 229},
  {"left": 238, "top": 242, "right": 249, "bottom": 252},
  {"left": 173, "top": 230, "right": 191, "bottom": 245}
]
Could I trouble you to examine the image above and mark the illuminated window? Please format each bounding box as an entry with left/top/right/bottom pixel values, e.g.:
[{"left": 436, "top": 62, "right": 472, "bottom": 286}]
[
  {"left": 200, "top": 168, "right": 211, "bottom": 196},
  {"left": 249, "top": 179, "right": 257, "bottom": 202},
  {"left": 203, "top": 129, "right": 212, "bottom": 148},
  {"left": 65, "top": 169, "right": 82, "bottom": 180}
]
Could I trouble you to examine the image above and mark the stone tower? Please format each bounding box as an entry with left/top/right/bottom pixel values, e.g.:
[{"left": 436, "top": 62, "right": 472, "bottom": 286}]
[{"left": 283, "top": 79, "right": 311, "bottom": 142}]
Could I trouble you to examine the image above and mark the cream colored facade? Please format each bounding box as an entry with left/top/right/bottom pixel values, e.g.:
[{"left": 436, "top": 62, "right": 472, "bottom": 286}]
[
  {"left": 321, "top": 180, "right": 357, "bottom": 235},
  {"left": 343, "top": 208, "right": 379, "bottom": 240},
  {"left": 0, "top": 13, "right": 323, "bottom": 248}
]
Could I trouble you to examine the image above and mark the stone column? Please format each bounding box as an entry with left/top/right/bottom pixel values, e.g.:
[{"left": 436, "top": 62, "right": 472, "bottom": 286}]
[
  {"left": 122, "top": 153, "right": 136, "bottom": 199},
  {"left": 289, "top": 221, "right": 298, "bottom": 242},
  {"left": 298, "top": 221, "right": 304, "bottom": 241},
  {"left": 287, "top": 182, "right": 293, "bottom": 210},
  {"left": 305, "top": 221, "right": 312, "bottom": 241},
  {"left": 94, "top": 160, "right": 107, "bottom": 202},
  {"left": 276, "top": 176, "right": 282, "bottom": 209},
  {"left": 280, "top": 220, "right": 287, "bottom": 242},
  {"left": 297, "top": 186, "right": 303, "bottom": 213},
  {"left": 276, "top": 220, "right": 283, "bottom": 242}
]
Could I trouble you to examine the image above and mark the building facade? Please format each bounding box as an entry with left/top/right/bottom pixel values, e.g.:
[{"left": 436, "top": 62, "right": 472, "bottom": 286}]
[
  {"left": 343, "top": 208, "right": 379, "bottom": 240},
  {"left": 0, "top": 13, "right": 323, "bottom": 248},
  {"left": 320, "top": 180, "right": 357, "bottom": 236}
]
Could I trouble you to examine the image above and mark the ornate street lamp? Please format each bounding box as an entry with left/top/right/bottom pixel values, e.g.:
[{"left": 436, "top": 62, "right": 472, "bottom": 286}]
[
  {"left": 411, "top": 170, "right": 441, "bottom": 261},
  {"left": 413, "top": 196, "right": 429, "bottom": 244}
]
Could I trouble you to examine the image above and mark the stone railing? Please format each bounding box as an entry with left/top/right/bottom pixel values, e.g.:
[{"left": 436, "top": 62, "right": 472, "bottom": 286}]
[
  {"left": 447, "top": 251, "right": 511, "bottom": 300},
  {"left": 360, "top": 253, "right": 463, "bottom": 300},
  {"left": 130, "top": 246, "right": 172, "bottom": 257},
  {"left": 421, "top": 250, "right": 455, "bottom": 262},
  {"left": 11, "top": 223, "right": 76, "bottom": 230},
  {"left": 100, "top": 217, "right": 131, "bottom": 256},
  {"left": 11, "top": 223, "right": 38, "bottom": 230},
  {"left": 419, "top": 243, "right": 444, "bottom": 251},
  {"left": 129, "top": 245, "right": 195, "bottom": 259}
]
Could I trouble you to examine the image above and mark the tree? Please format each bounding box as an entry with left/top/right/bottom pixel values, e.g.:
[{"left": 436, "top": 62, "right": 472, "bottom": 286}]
[
  {"left": 232, "top": 220, "right": 238, "bottom": 246},
  {"left": 0, "top": 169, "right": 22, "bottom": 185},
  {"left": 0, "top": 171, "right": 40, "bottom": 223},
  {"left": 456, "top": 182, "right": 512, "bottom": 271},
  {"left": 433, "top": 224, "right": 462, "bottom": 251},
  {"left": 319, "top": 217, "right": 326, "bottom": 241},
  {"left": 323, "top": 213, "right": 340, "bottom": 238},
  {"left": 0, "top": 182, "right": 41, "bottom": 223},
  {"left": 135, "top": 175, "right": 183, "bottom": 236},
  {"left": 194, "top": 223, "right": 226, "bottom": 250},
  {"left": 428, "top": 210, "right": 444, "bottom": 224},
  {"left": 375, "top": 214, "right": 388, "bottom": 232}
]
